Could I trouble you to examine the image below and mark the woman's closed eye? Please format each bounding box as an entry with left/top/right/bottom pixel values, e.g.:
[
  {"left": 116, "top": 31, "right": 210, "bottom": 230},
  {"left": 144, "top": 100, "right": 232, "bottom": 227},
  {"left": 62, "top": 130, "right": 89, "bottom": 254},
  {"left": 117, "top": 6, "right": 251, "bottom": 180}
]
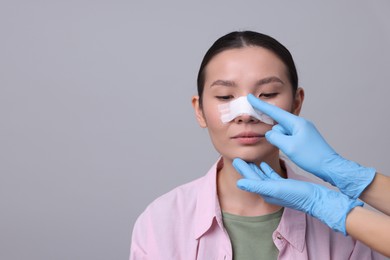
[
  {"left": 259, "top": 93, "right": 278, "bottom": 99},
  {"left": 215, "top": 95, "right": 234, "bottom": 101}
]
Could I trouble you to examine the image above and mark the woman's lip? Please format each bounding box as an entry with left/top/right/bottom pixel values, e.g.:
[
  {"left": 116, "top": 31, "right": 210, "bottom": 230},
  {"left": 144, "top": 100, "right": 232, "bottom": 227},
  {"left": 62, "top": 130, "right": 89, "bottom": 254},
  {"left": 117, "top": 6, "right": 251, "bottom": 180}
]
[
  {"left": 232, "top": 136, "right": 264, "bottom": 145},
  {"left": 231, "top": 132, "right": 264, "bottom": 138},
  {"left": 231, "top": 132, "right": 265, "bottom": 145}
]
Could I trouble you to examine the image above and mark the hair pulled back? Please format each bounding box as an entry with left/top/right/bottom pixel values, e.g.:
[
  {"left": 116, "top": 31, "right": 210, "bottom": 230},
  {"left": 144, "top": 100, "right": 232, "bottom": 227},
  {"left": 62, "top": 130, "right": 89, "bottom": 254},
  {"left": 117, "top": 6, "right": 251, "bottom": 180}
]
[{"left": 196, "top": 31, "right": 298, "bottom": 106}]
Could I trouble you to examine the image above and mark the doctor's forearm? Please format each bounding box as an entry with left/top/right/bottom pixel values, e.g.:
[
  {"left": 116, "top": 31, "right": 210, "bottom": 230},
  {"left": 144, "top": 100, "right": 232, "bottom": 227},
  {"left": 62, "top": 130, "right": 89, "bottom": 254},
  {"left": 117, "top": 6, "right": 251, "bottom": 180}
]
[
  {"left": 346, "top": 206, "right": 390, "bottom": 257},
  {"left": 359, "top": 173, "right": 390, "bottom": 215}
]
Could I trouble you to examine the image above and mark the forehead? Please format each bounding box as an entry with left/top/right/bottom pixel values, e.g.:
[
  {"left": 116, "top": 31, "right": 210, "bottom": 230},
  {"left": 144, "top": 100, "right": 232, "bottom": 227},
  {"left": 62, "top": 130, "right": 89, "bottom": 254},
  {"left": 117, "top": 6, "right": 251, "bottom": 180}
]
[{"left": 204, "top": 46, "right": 288, "bottom": 80}]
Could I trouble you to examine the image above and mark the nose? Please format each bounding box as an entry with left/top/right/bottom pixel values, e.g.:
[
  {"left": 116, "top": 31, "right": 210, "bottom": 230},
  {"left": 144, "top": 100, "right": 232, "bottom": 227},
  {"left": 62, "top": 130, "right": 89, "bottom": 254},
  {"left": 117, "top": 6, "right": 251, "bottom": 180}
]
[{"left": 233, "top": 114, "right": 260, "bottom": 124}]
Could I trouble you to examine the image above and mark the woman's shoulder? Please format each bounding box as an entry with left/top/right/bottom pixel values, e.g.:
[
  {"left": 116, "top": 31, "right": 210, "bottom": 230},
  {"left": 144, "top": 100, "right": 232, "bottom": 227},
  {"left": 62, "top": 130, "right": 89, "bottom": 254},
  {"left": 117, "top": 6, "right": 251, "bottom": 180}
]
[
  {"left": 146, "top": 175, "right": 206, "bottom": 213},
  {"left": 130, "top": 175, "right": 210, "bottom": 257},
  {"left": 140, "top": 161, "right": 220, "bottom": 218},
  {"left": 139, "top": 173, "right": 206, "bottom": 223},
  {"left": 131, "top": 174, "right": 213, "bottom": 246}
]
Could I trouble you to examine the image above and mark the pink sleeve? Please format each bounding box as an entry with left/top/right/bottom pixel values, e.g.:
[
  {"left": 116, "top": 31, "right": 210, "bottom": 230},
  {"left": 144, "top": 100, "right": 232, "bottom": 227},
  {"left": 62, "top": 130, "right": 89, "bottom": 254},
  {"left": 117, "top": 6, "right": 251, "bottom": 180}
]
[
  {"left": 129, "top": 212, "right": 149, "bottom": 260},
  {"left": 129, "top": 244, "right": 147, "bottom": 260}
]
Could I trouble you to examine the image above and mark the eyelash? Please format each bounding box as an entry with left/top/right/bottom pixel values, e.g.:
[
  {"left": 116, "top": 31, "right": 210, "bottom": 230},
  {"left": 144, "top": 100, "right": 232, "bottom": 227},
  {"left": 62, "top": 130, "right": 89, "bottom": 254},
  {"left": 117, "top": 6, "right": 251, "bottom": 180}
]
[
  {"left": 215, "top": 95, "right": 234, "bottom": 101},
  {"left": 259, "top": 93, "right": 278, "bottom": 99},
  {"left": 215, "top": 93, "right": 278, "bottom": 101}
]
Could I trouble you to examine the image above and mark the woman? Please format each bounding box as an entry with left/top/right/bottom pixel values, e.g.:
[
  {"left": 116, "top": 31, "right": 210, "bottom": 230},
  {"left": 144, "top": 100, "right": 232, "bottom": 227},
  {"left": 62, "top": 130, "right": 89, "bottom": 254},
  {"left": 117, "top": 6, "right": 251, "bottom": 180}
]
[{"left": 130, "top": 31, "right": 383, "bottom": 259}]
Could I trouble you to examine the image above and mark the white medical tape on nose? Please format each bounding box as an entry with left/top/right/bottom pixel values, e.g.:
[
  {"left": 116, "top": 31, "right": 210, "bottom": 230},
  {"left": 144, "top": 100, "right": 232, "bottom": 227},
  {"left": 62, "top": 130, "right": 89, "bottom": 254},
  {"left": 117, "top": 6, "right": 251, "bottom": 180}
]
[{"left": 218, "top": 96, "right": 274, "bottom": 125}]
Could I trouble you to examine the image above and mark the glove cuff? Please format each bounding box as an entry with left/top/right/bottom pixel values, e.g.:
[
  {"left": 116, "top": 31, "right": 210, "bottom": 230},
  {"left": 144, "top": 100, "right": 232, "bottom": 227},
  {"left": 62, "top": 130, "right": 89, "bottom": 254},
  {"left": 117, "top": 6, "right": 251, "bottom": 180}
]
[
  {"left": 313, "top": 189, "right": 363, "bottom": 236},
  {"left": 334, "top": 199, "right": 364, "bottom": 236},
  {"left": 327, "top": 158, "right": 376, "bottom": 199}
]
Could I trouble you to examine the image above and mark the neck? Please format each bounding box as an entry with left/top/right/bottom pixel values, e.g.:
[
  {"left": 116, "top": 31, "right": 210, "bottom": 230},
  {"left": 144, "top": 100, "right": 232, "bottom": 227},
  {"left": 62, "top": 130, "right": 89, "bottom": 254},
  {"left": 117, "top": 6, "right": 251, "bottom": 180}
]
[{"left": 217, "top": 156, "right": 285, "bottom": 216}]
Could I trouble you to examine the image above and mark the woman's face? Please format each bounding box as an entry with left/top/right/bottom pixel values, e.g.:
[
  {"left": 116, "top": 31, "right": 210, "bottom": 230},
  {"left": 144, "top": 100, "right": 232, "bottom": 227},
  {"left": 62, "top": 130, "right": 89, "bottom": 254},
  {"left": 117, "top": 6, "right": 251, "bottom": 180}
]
[{"left": 192, "top": 46, "right": 304, "bottom": 164}]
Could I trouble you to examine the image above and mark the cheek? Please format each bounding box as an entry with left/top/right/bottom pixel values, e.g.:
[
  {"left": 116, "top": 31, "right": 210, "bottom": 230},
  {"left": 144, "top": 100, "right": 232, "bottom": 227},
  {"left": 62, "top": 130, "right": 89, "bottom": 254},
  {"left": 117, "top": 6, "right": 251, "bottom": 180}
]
[
  {"left": 201, "top": 95, "right": 223, "bottom": 126},
  {"left": 202, "top": 104, "right": 229, "bottom": 153},
  {"left": 271, "top": 94, "right": 295, "bottom": 112},
  {"left": 203, "top": 104, "right": 223, "bottom": 128}
]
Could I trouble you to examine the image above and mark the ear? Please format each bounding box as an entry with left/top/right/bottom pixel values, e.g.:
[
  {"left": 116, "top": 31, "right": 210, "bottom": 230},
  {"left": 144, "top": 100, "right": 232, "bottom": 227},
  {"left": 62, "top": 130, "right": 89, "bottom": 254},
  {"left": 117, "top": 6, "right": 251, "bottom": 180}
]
[
  {"left": 292, "top": 87, "right": 305, "bottom": 116},
  {"left": 192, "top": 95, "right": 207, "bottom": 128}
]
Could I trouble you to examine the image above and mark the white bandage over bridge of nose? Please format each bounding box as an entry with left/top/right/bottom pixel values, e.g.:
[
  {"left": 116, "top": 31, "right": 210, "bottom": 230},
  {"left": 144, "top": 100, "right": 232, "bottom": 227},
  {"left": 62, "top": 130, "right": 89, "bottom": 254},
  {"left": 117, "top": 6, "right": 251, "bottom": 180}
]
[{"left": 218, "top": 96, "right": 274, "bottom": 125}]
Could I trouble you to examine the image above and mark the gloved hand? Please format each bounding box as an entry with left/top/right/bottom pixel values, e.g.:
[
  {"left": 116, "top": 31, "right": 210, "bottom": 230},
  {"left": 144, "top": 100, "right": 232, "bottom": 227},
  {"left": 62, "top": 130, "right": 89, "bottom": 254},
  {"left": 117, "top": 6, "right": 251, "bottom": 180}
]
[
  {"left": 233, "top": 158, "right": 363, "bottom": 235},
  {"left": 247, "top": 94, "right": 376, "bottom": 199}
]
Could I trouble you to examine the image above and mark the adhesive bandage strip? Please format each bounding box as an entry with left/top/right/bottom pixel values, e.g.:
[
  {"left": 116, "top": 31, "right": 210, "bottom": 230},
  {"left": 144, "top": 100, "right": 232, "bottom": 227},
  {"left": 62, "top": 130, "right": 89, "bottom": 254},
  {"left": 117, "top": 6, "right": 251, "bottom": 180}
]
[{"left": 218, "top": 96, "right": 274, "bottom": 125}]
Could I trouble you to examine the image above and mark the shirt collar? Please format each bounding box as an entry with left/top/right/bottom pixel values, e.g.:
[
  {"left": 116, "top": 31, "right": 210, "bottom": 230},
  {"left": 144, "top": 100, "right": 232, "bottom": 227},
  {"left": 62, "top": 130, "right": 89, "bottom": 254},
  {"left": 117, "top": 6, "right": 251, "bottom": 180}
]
[{"left": 192, "top": 157, "right": 307, "bottom": 252}]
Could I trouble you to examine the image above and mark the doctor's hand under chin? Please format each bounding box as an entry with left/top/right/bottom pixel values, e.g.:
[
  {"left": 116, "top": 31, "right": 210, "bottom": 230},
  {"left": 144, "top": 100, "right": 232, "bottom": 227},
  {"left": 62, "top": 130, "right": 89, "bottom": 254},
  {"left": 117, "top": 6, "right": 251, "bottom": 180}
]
[{"left": 232, "top": 158, "right": 362, "bottom": 236}]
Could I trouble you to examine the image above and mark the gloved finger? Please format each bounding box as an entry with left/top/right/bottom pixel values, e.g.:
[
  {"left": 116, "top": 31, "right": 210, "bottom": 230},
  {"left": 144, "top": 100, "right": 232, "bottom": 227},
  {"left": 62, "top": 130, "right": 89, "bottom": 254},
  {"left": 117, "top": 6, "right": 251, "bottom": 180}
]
[
  {"left": 248, "top": 162, "right": 270, "bottom": 180},
  {"left": 259, "top": 162, "right": 283, "bottom": 181},
  {"left": 247, "top": 94, "right": 298, "bottom": 132},
  {"left": 265, "top": 130, "right": 292, "bottom": 152},
  {"left": 233, "top": 158, "right": 265, "bottom": 180},
  {"left": 271, "top": 124, "right": 289, "bottom": 135},
  {"left": 237, "top": 179, "right": 275, "bottom": 196}
]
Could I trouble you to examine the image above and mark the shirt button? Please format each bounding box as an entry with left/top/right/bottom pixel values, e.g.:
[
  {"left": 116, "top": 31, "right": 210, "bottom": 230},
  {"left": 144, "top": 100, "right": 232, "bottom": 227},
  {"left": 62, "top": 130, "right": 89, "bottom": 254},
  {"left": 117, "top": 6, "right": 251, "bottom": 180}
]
[{"left": 276, "top": 233, "right": 283, "bottom": 240}]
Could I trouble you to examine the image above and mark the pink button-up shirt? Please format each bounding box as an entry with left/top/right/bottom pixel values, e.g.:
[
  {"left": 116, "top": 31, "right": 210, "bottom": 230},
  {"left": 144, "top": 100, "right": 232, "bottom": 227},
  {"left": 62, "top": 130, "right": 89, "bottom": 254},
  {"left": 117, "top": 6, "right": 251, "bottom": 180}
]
[{"left": 130, "top": 159, "right": 384, "bottom": 260}]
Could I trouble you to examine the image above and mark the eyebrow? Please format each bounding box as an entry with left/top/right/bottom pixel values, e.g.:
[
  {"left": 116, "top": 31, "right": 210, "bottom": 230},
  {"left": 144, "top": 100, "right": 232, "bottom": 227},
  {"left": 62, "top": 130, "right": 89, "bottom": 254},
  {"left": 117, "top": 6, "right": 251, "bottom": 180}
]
[
  {"left": 210, "top": 76, "right": 284, "bottom": 88},
  {"left": 254, "top": 76, "right": 284, "bottom": 87},
  {"left": 210, "top": 79, "right": 237, "bottom": 88}
]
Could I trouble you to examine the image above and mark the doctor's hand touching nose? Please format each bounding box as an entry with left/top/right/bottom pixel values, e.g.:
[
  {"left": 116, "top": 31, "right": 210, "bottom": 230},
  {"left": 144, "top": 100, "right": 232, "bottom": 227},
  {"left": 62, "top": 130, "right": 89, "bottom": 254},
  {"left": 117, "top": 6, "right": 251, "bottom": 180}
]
[
  {"left": 233, "top": 94, "right": 390, "bottom": 257},
  {"left": 245, "top": 94, "right": 376, "bottom": 200}
]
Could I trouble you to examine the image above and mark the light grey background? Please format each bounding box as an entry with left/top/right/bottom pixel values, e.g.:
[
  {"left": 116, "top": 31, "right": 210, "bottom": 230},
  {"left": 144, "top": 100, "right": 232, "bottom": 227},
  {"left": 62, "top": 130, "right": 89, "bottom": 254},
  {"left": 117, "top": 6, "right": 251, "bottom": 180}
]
[{"left": 1, "top": 1, "right": 389, "bottom": 259}]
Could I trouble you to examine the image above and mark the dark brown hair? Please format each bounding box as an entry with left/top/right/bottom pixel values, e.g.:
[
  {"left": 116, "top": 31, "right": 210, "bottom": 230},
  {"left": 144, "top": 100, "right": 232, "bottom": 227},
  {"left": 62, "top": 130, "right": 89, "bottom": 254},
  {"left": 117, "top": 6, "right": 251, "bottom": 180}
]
[{"left": 197, "top": 31, "right": 298, "bottom": 106}]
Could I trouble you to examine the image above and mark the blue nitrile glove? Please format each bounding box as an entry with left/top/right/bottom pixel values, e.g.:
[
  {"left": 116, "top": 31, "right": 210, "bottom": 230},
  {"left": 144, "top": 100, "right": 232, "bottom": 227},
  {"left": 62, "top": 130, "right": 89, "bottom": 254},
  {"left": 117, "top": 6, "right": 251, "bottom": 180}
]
[
  {"left": 247, "top": 94, "right": 376, "bottom": 199},
  {"left": 233, "top": 158, "right": 363, "bottom": 235}
]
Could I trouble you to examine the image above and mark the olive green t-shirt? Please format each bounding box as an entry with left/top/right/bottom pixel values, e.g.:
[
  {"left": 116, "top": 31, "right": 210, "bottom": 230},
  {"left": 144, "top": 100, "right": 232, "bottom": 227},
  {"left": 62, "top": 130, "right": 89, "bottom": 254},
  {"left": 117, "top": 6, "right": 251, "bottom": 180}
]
[{"left": 222, "top": 208, "right": 283, "bottom": 260}]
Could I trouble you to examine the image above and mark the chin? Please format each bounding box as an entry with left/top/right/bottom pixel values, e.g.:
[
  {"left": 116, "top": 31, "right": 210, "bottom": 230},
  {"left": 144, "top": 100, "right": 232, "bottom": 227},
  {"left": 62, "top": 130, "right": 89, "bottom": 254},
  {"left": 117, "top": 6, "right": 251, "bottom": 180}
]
[
  {"left": 225, "top": 146, "right": 279, "bottom": 165},
  {"left": 234, "top": 154, "right": 265, "bottom": 165}
]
